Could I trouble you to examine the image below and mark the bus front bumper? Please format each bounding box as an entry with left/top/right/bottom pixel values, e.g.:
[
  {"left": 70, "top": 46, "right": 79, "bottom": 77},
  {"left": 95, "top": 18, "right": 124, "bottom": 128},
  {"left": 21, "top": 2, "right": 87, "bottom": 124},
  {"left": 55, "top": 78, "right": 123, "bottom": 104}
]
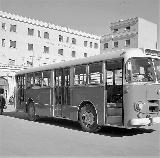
[{"left": 130, "top": 117, "right": 160, "bottom": 126}]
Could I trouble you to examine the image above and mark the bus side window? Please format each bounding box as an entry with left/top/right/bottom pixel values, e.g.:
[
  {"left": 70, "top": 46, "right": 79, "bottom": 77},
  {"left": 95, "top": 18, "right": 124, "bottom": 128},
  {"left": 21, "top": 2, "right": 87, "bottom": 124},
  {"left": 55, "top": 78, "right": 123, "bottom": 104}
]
[
  {"left": 115, "top": 69, "right": 122, "bottom": 85},
  {"left": 107, "top": 71, "right": 113, "bottom": 85},
  {"left": 42, "top": 70, "right": 51, "bottom": 87},
  {"left": 125, "top": 61, "right": 131, "bottom": 82},
  {"left": 17, "top": 75, "right": 25, "bottom": 101},
  {"left": 74, "top": 65, "right": 87, "bottom": 85},
  {"left": 88, "top": 62, "right": 103, "bottom": 84},
  {"left": 55, "top": 69, "right": 62, "bottom": 87},
  {"left": 27, "top": 73, "right": 34, "bottom": 88},
  {"left": 64, "top": 68, "right": 70, "bottom": 86},
  {"left": 35, "top": 72, "right": 42, "bottom": 87}
]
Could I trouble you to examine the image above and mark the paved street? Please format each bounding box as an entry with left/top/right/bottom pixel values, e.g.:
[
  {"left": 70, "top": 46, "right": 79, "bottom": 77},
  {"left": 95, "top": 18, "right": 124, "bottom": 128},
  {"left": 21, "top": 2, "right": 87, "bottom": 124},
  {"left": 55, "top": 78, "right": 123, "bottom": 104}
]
[{"left": 0, "top": 104, "right": 160, "bottom": 158}]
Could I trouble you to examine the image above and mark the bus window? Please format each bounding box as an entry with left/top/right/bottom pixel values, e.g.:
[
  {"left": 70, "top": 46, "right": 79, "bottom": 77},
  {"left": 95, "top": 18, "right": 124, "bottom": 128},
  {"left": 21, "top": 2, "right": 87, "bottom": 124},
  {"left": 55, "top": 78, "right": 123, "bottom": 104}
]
[
  {"left": 125, "top": 60, "right": 132, "bottom": 82},
  {"left": 26, "top": 73, "right": 34, "bottom": 88},
  {"left": 153, "top": 58, "right": 160, "bottom": 83},
  {"left": 115, "top": 69, "right": 122, "bottom": 85},
  {"left": 131, "top": 58, "right": 156, "bottom": 82},
  {"left": 42, "top": 70, "right": 51, "bottom": 87},
  {"left": 74, "top": 65, "right": 87, "bottom": 85},
  {"left": 64, "top": 68, "right": 70, "bottom": 86},
  {"left": 107, "top": 71, "right": 113, "bottom": 85},
  {"left": 106, "top": 59, "right": 122, "bottom": 85},
  {"left": 17, "top": 75, "right": 25, "bottom": 102},
  {"left": 55, "top": 69, "right": 62, "bottom": 87},
  {"left": 88, "top": 62, "right": 103, "bottom": 84},
  {"left": 35, "top": 72, "right": 42, "bottom": 87},
  {"left": 63, "top": 68, "right": 70, "bottom": 105}
]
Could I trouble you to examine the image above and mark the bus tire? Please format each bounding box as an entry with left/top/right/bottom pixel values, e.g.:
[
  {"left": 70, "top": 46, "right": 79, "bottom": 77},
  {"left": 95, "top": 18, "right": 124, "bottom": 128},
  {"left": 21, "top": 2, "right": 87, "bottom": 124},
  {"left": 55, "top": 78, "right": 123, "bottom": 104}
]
[
  {"left": 28, "top": 102, "right": 38, "bottom": 121},
  {"left": 79, "top": 104, "right": 100, "bottom": 133}
]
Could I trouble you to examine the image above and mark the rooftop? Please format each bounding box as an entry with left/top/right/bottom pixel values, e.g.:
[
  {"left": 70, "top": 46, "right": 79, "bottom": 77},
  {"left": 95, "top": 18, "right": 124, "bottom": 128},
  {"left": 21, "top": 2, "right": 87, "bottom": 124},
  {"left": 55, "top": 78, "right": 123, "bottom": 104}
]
[{"left": 0, "top": 11, "right": 100, "bottom": 40}]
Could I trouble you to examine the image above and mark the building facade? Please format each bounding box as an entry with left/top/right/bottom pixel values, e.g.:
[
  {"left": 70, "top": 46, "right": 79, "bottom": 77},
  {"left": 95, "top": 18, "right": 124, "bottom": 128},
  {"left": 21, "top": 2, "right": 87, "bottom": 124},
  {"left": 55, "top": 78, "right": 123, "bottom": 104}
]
[
  {"left": 0, "top": 11, "right": 100, "bottom": 66},
  {"left": 0, "top": 11, "right": 100, "bottom": 100},
  {"left": 101, "top": 17, "right": 157, "bottom": 53}
]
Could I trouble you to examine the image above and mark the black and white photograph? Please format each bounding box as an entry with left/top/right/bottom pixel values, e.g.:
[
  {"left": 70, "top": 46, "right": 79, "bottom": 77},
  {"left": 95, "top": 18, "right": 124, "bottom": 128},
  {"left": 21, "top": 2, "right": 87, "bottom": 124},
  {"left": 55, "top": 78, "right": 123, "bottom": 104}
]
[{"left": 0, "top": 0, "right": 160, "bottom": 157}]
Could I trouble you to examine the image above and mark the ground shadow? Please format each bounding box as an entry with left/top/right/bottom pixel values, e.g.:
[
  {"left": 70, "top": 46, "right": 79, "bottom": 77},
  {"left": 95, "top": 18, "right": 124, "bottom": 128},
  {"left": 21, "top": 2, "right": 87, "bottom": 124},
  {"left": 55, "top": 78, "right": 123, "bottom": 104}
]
[{"left": 3, "top": 111, "right": 155, "bottom": 137}]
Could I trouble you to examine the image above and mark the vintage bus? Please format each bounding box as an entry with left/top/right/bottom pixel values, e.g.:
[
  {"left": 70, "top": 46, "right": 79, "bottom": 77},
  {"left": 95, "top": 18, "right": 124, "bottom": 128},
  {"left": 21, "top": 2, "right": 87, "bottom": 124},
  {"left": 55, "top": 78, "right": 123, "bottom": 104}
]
[{"left": 15, "top": 48, "right": 160, "bottom": 132}]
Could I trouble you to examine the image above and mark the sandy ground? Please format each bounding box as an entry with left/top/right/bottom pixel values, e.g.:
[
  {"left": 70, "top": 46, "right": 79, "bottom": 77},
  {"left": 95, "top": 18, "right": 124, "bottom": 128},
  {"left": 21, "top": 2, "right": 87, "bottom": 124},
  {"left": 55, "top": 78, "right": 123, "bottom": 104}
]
[{"left": 0, "top": 104, "right": 160, "bottom": 158}]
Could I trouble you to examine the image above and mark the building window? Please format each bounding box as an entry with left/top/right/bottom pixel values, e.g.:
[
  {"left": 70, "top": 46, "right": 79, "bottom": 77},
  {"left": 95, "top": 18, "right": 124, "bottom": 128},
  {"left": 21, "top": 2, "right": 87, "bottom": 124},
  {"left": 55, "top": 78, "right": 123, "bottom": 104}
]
[
  {"left": 2, "top": 39, "right": 5, "bottom": 47},
  {"left": 44, "top": 32, "right": 49, "bottom": 39},
  {"left": 84, "top": 53, "right": 87, "bottom": 57},
  {"left": 125, "top": 26, "right": 130, "bottom": 31},
  {"left": 10, "top": 40, "right": 16, "bottom": 48},
  {"left": 44, "top": 46, "right": 49, "bottom": 53},
  {"left": 28, "top": 43, "right": 33, "bottom": 51},
  {"left": 66, "top": 37, "right": 69, "bottom": 43},
  {"left": 10, "top": 24, "right": 16, "bottom": 32},
  {"left": 90, "top": 42, "right": 92, "bottom": 48},
  {"left": 84, "top": 41, "right": 87, "bottom": 47},
  {"left": 2, "top": 22, "right": 6, "bottom": 30},
  {"left": 28, "top": 28, "right": 34, "bottom": 36},
  {"left": 125, "top": 39, "right": 130, "bottom": 46},
  {"left": 9, "top": 59, "right": 15, "bottom": 65},
  {"left": 113, "top": 28, "right": 118, "bottom": 33},
  {"left": 58, "top": 49, "right": 63, "bottom": 55},
  {"left": 38, "top": 30, "right": 41, "bottom": 38},
  {"left": 114, "top": 41, "right": 118, "bottom": 48},
  {"left": 72, "top": 38, "right": 76, "bottom": 44},
  {"left": 104, "top": 43, "right": 108, "bottom": 49},
  {"left": 72, "top": 51, "right": 76, "bottom": 57},
  {"left": 59, "top": 35, "right": 63, "bottom": 42},
  {"left": 94, "top": 43, "right": 98, "bottom": 49}
]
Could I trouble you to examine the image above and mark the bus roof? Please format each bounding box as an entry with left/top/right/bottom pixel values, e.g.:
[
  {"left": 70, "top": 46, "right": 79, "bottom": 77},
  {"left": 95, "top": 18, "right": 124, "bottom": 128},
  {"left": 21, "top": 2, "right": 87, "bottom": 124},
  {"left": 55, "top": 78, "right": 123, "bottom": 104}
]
[{"left": 15, "top": 48, "right": 148, "bottom": 75}]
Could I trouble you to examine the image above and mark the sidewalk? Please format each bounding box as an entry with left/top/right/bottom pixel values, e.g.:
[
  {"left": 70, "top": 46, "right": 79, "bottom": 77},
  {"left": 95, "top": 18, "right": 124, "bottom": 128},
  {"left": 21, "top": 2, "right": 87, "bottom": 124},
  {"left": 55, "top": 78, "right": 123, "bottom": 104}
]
[{"left": 3, "top": 103, "right": 28, "bottom": 120}]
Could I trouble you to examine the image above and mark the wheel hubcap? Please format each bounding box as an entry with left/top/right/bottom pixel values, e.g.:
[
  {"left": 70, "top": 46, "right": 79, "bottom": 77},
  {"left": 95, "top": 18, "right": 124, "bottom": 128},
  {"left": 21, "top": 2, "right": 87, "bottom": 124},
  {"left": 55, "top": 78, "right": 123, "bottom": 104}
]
[{"left": 82, "top": 112, "right": 94, "bottom": 126}]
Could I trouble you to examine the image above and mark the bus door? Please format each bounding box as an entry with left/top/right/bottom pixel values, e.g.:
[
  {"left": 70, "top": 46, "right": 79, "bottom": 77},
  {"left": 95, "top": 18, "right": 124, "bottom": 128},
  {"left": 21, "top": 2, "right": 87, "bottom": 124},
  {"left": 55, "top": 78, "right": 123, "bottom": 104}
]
[
  {"left": 16, "top": 75, "right": 26, "bottom": 111},
  {"left": 54, "top": 68, "right": 70, "bottom": 117},
  {"left": 34, "top": 71, "right": 52, "bottom": 117},
  {"left": 105, "top": 59, "right": 123, "bottom": 125}
]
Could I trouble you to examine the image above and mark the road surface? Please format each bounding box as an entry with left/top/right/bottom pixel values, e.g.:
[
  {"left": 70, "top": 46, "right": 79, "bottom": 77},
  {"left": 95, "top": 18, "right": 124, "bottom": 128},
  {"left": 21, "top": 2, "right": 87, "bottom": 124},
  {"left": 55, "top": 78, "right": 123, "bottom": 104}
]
[{"left": 0, "top": 105, "right": 160, "bottom": 158}]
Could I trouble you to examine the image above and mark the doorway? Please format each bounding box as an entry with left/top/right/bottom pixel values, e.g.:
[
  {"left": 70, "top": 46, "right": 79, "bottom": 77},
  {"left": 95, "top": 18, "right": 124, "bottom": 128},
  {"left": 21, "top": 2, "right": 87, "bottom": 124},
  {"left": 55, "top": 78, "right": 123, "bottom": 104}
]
[
  {"left": 54, "top": 68, "right": 70, "bottom": 117},
  {"left": 105, "top": 58, "right": 123, "bottom": 125}
]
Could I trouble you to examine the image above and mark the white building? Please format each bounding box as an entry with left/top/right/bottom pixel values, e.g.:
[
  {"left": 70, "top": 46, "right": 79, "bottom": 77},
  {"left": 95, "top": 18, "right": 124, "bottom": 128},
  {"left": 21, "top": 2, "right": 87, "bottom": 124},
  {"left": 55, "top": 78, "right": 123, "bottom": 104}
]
[
  {"left": 101, "top": 17, "right": 157, "bottom": 53},
  {"left": 0, "top": 11, "right": 100, "bottom": 100}
]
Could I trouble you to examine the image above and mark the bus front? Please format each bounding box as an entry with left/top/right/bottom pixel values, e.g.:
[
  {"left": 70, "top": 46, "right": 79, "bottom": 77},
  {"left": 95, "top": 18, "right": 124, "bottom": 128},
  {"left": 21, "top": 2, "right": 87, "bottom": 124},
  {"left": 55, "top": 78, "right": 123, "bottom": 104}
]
[{"left": 124, "top": 49, "right": 160, "bottom": 128}]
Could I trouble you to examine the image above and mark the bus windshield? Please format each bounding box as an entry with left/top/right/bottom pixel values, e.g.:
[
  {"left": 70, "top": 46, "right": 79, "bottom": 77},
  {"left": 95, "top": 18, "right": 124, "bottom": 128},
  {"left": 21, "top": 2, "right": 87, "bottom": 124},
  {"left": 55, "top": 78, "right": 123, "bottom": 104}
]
[{"left": 126, "top": 57, "right": 158, "bottom": 82}]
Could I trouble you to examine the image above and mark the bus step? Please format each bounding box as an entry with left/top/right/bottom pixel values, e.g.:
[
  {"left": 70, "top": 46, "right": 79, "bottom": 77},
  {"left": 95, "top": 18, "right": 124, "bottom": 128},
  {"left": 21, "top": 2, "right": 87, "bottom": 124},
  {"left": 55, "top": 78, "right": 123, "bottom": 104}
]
[
  {"left": 107, "top": 107, "right": 122, "bottom": 116},
  {"left": 107, "top": 103, "right": 122, "bottom": 108},
  {"left": 107, "top": 116, "right": 122, "bottom": 125}
]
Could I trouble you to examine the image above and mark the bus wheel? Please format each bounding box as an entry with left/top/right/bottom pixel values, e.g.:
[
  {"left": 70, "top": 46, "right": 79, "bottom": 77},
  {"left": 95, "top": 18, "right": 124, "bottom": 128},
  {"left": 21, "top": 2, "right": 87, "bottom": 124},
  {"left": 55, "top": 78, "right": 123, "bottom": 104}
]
[
  {"left": 28, "top": 102, "right": 38, "bottom": 121},
  {"left": 79, "top": 104, "right": 99, "bottom": 133}
]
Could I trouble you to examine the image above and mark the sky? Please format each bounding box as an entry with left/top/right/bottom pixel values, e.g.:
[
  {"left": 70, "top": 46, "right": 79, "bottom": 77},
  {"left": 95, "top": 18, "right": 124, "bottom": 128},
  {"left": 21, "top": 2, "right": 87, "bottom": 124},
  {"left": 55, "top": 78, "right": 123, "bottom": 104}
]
[{"left": 0, "top": 0, "right": 159, "bottom": 36}]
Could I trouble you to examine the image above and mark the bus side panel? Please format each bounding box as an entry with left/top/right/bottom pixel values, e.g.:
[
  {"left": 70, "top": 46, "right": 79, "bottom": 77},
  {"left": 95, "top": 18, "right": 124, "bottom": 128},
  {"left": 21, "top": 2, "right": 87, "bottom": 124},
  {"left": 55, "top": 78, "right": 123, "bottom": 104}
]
[
  {"left": 62, "top": 104, "right": 78, "bottom": 121},
  {"left": 26, "top": 87, "right": 52, "bottom": 117},
  {"left": 71, "top": 86, "right": 105, "bottom": 125}
]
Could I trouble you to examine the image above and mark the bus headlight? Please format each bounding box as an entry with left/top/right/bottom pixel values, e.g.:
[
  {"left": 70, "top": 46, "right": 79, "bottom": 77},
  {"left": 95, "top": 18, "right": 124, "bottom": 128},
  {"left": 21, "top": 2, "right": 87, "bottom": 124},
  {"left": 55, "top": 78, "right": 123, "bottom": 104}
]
[{"left": 134, "top": 102, "right": 144, "bottom": 112}]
